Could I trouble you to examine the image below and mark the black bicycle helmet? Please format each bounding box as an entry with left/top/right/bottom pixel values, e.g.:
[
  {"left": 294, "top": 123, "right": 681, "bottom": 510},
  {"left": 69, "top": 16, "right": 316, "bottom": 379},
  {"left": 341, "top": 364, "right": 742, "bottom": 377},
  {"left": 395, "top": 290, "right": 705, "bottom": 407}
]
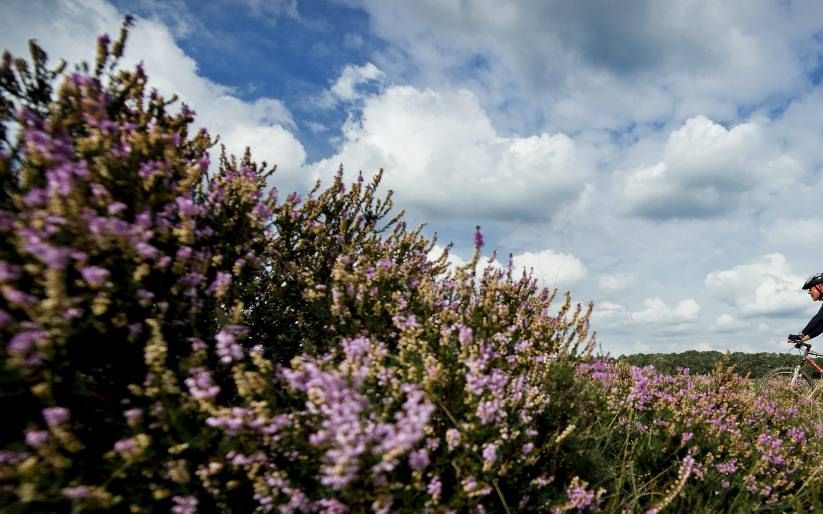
[{"left": 802, "top": 272, "right": 823, "bottom": 290}]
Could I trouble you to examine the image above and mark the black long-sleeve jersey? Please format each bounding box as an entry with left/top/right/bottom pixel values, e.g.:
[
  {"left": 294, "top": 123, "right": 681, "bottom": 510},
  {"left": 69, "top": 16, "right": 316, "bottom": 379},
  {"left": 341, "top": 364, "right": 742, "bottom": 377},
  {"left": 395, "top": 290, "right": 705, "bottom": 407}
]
[{"left": 802, "top": 303, "right": 823, "bottom": 339}]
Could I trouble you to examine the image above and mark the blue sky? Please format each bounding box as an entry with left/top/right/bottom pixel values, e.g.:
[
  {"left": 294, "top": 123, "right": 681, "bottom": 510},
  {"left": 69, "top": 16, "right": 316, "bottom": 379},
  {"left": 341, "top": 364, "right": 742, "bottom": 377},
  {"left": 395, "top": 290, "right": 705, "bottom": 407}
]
[
  {"left": 4, "top": 0, "right": 823, "bottom": 355},
  {"left": 113, "top": 0, "right": 385, "bottom": 161}
]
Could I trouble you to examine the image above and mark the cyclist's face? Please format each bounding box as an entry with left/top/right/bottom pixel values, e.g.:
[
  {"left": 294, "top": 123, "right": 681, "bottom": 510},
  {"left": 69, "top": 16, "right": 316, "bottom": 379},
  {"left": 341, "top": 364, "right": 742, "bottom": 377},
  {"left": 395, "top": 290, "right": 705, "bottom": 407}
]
[{"left": 810, "top": 285, "right": 822, "bottom": 301}]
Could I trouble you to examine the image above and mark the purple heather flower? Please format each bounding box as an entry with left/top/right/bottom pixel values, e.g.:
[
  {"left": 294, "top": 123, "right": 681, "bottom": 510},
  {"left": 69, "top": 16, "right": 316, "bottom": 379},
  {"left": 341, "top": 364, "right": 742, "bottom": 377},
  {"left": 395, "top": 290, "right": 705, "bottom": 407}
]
[
  {"left": 0, "top": 451, "right": 28, "bottom": 465},
  {"left": 126, "top": 323, "right": 142, "bottom": 339},
  {"left": 566, "top": 479, "right": 596, "bottom": 510},
  {"left": 135, "top": 242, "right": 159, "bottom": 260},
  {"left": 185, "top": 367, "right": 220, "bottom": 400},
  {"left": 376, "top": 258, "right": 394, "bottom": 273},
  {"left": 255, "top": 493, "right": 274, "bottom": 512},
  {"left": 176, "top": 246, "right": 193, "bottom": 261},
  {"left": 458, "top": 325, "right": 473, "bottom": 345},
  {"left": 171, "top": 495, "right": 198, "bottom": 514},
  {"left": 0, "top": 309, "right": 11, "bottom": 329},
  {"left": 175, "top": 196, "right": 201, "bottom": 217},
  {"left": 216, "top": 327, "right": 244, "bottom": 363},
  {"left": 45, "top": 164, "right": 77, "bottom": 197},
  {"left": 107, "top": 202, "right": 127, "bottom": 216},
  {"left": 427, "top": 476, "right": 442, "bottom": 501},
  {"left": 90, "top": 183, "right": 108, "bottom": 201},
  {"left": 461, "top": 476, "right": 491, "bottom": 497},
  {"left": 21, "top": 230, "right": 71, "bottom": 270},
  {"left": 25, "top": 430, "right": 50, "bottom": 447},
  {"left": 113, "top": 437, "right": 136, "bottom": 454},
  {"left": 23, "top": 187, "right": 48, "bottom": 207},
  {"left": 208, "top": 272, "right": 232, "bottom": 295},
  {"left": 482, "top": 443, "right": 498, "bottom": 467},
  {"left": 0, "top": 211, "right": 13, "bottom": 231},
  {"left": 196, "top": 226, "right": 215, "bottom": 238},
  {"left": 137, "top": 289, "right": 154, "bottom": 303},
  {"left": 2, "top": 287, "right": 37, "bottom": 305},
  {"left": 393, "top": 314, "right": 419, "bottom": 331},
  {"left": 179, "top": 272, "right": 206, "bottom": 288},
  {"left": 532, "top": 475, "right": 554, "bottom": 488},
  {"left": 788, "top": 427, "right": 806, "bottom": 443},
  {"left": 123, "top": 408, "right": 143, "bottom": 423},
  {"left": 476, "top": 399, "right": 504, "bottom": 424},
  {"left": 474, "top": 226, "right": 484, "bottom": 249},
  {"left": 0, "top": 261, "right": 21, "bottom": 282},
  {"left": 80, "top": 266, "right": 110, "bottom": 288},
  {"left": 372, "top": 385, "right": 434, "bottom": 468},
  {"left": 134, "top": 210, "right": 152, "bottom": 230},
  {"left": 314, "top": 499, "right": 348, "bottom": 514},
  {"left": 252, "top": 202, "right": 271, "bottom": 219},
  {"left": 189, "top": 338, "right": 207, "bottom": 351},
  {"left": 446, "top": 428, "right": 461, "bottom": 451},
  {"left": 408, "top": 448, "right": 429, "bottom": 470},
  {"left": 8, "top": 329, "right": 47, "bottom": 355},
  {"left": 42, "top": 407, "right": 70, "bottom": 427},
  {"left": 206, "top": 408, "right": 255, "bottom": 436},
  {"left": 62, "top": 485, "right": 91, "bottom": 499}
]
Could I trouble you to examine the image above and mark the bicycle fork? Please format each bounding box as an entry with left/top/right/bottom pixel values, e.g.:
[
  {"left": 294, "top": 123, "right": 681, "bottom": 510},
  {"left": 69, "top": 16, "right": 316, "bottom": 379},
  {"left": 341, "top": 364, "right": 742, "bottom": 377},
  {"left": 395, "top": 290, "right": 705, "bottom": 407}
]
[
  {"left": 791, "top": 365, "right": 803, "bottom": 386},
  {"left": 792, "top": 355, "right": 823, "bottom": 386}
]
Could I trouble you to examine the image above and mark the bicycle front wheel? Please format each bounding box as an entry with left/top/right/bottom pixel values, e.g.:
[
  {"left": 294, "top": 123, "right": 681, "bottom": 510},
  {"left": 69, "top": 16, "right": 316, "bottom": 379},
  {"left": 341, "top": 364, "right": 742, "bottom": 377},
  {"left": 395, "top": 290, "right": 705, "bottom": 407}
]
[{"left": 758, "top": 368, "right": 813, "bottom": 397}]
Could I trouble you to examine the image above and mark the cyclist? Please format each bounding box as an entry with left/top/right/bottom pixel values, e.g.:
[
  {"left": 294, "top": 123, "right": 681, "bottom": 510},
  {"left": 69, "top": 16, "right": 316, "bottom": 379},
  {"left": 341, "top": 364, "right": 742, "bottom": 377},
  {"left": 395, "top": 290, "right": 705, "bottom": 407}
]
[{"left": 788, "top": 272, "right": 823, "bottom": 343}]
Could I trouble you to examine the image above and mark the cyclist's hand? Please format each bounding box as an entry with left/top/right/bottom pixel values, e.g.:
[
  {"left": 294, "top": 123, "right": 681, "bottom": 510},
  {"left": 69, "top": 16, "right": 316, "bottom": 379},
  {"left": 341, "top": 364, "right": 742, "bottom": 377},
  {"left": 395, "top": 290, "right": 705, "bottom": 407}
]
[{"left": 788, "top": 334, "right": 803, "bottom": 342}]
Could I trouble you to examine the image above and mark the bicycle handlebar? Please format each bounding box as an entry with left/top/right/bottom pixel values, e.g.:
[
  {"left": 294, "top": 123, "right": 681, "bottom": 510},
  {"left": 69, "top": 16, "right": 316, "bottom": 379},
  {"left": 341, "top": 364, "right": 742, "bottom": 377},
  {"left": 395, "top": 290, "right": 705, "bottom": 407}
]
[{"left": 788, "top": 341, "right": 812, "bottom": 351}]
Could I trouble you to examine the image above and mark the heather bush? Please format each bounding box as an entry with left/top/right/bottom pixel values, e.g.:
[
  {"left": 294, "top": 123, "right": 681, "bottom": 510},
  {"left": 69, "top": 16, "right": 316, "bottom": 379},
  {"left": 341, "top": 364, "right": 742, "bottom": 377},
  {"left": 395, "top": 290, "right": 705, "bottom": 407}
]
[
  {"left": 4, "top": 21, "right": 823, "bottom": 514},
  {"left": 0, "top": 23, "right": 282, "bottom": 511},
  {"left": 577, "top": 361, "right": 823, "bottom": 511},
  {"left": 0, "top": 23, "right": 601, "bottom": 513}
]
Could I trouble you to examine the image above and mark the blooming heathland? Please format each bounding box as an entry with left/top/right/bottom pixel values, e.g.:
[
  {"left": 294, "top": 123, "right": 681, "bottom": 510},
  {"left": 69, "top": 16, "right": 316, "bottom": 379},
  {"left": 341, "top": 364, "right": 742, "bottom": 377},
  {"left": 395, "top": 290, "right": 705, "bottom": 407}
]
[{"left": 1, "top": 20, "right": 823, "bottom": 513}]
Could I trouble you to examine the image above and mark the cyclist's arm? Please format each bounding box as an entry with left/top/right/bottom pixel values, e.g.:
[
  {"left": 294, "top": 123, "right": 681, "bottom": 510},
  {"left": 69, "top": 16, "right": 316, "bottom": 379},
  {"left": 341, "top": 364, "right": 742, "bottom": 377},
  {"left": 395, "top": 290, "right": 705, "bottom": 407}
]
[{"left": 801, "top": 304, "right": 823, "bottom": 340}]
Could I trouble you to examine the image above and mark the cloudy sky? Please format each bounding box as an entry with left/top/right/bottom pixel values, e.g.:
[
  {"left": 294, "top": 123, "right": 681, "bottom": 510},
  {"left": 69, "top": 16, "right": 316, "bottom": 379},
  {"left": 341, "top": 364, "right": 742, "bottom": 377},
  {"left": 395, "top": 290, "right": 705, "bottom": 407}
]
[{"left": 3, "top": 0, "right": 823, "bottom": 355}]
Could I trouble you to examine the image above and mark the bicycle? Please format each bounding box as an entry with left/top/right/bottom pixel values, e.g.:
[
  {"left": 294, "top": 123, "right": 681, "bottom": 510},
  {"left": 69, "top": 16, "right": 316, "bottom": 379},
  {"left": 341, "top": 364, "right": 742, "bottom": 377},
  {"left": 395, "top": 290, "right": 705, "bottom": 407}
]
[{"left": 758, "top": 341, "right": 823, "bottom": 397}]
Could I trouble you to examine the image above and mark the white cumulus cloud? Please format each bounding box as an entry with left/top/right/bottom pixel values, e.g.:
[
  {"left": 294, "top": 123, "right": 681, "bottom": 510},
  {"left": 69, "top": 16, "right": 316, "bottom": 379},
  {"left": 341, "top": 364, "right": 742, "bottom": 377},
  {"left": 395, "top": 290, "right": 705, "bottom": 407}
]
[
  {"left": 350, "top": 0, "right": 823, "bottom": 135},
  {"left": 630, "top": 298, "right": 701, "bottom": 324},
  {"left": 511, "top": 249, "right": 586, "bottom": 288},
  {"left": 713, "top": 313, "right": 745, "bottom": 332},
  {"left": 762, "top": 217, "right": 823, "bottom": 249},
  {"left": 705, "top": 253, "right": 809, "bottom": 318},
  {"left": 598, "top": 273, "right": 635, "bottom": 292},
  {"left": 331, "top": 62, "right": 385, "bottom": 102},
  {"left": 616, "top": 116, "right": 798, "bottom": 219},
  {"left": 309, "top": 85, "right": 591, "bottom": 221}
]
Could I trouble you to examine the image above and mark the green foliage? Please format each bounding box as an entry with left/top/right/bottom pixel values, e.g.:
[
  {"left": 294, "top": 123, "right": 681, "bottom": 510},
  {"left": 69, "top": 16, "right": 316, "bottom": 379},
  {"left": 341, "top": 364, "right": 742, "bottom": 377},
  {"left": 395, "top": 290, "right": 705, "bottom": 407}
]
[{"left": 620, "top": 350, "right": 808, "bottom": 378}]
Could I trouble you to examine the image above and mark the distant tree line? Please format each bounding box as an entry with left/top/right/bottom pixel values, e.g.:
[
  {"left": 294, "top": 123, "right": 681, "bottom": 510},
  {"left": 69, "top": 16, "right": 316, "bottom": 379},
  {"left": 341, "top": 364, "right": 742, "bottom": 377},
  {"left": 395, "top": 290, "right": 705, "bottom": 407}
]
[{"left": 617, "top": 350, "right": 812, "bottom": 378}]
